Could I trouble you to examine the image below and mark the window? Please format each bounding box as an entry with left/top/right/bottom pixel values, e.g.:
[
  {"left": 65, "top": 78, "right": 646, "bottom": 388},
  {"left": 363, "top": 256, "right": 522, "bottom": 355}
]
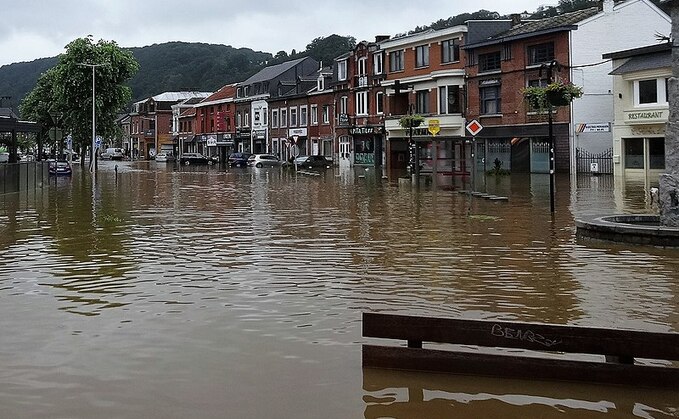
[
  {"left": 650, "top": 138, "right": 665, "bottom": 169},
  {"left": 624, "top": 138, "right": 644, "bottom": 168},
  {"left": 376, "top": 92, "right": 384, "bottom": 114},
  {"left": 527, "top": 42, "right": 554, "bottom": 66},
  {"left": 479, "top": 51, "right": 501, "bottom": 72},
  {"left": 244, "top": 111, "right": 249, "bottom": 127},
  {"left": 337, "top": 60, "right": 347, "bottom": 81},
  {"left": 389, "top": 50, "right": 404, "bottom": 72},
  {"left": 374, "top": 52, "right": 383, "bottom": 74},
  {"left": 311, "top": 105, "right": 318, "bottom": 125},
  {"left": 415, "top": 90, "right": 430, "bottom": 114},
  {"left": 340, "top": 96, "right": 348, "bottom": 114},
  {"left": 281, "top": 109, "right": 287, "bottom": 127},
  {"left": 357, "top": 57, "right": 367, "bottom": 75},
  {"left": 415, "top": 45, "right": 429, "bottom": 68},
  {"left": 635, "top": 78, "right": 667, "bottom": 105},
  {"left": 300, "top": 106, "right": 308, "bottom": 126},
  {"left": 271, "top": 109, "right": 278, "bottom": 128},
  {"left": 318, "top": 76, "right": 325, "bottom": 91},
  {"left": 236, "top": 111, "right": 242, "bottom": 127},
  {"left": 438, "top": 85, "right": 461, "bottom": 114},
  {"left": 356, "top": 91, "right": 368, "bottom": 116},
  {"left": 480, "top": 85, "right": 501, "bottom": 115},
  {"left": 237, "top": 87, "right": 243, "bottom": 98},
  {"left": 322, "top": 105, "right": 330, "bottom": 123},
  {"left": 290, "top": 107, "right": 298, "bottom": 127},
  {"left": 441, "top": 39, "right": 460, "bottom": 63}
]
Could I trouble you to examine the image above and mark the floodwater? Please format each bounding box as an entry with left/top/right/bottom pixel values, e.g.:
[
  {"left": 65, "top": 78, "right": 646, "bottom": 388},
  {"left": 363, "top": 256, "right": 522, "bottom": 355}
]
[{"left": 0, "top": 160, "right": 677, "bottom": 418}]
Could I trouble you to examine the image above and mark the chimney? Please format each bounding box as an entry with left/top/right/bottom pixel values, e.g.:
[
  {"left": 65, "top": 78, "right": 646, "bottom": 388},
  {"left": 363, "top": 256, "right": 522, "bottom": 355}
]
[
  {"left": 600, "top": 0, "right": 614, "bottom": 13},
  {"left": 510, "top": 13, "right": 522, "bottom": 27},
  {"left": 375, "top": 35, "right": 390, "bottom": 43}
]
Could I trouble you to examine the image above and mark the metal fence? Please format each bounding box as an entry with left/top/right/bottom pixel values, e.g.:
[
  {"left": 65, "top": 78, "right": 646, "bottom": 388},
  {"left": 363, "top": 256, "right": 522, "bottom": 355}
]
[
  {"left": 0, "top": 161, "right": 50, "bottom": 194},
  {"left": 575, "top": 148, "right": 613, "bottom": 174}
]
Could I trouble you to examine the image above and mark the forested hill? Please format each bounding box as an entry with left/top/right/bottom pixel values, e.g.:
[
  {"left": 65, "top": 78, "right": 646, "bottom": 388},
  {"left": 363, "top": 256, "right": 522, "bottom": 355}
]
[{"left": 126, "top": 42, "right": 272, "bottom": 100}]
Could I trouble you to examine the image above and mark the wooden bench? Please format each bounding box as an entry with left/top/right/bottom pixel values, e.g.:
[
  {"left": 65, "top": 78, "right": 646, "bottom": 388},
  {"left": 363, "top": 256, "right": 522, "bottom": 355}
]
[{"left": 362, "top": 312, "right": 679, "bottom": 387}]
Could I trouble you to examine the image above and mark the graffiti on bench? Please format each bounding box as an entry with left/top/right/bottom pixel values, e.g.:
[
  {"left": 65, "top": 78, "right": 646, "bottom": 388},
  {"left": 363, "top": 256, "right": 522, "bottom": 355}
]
[{"left": 491, "top": 324, "right": 562, "bottom": 348}]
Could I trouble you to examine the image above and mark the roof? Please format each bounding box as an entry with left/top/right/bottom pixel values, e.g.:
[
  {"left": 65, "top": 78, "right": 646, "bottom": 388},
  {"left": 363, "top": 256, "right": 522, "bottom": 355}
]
[
  {"left": 152, "top": 91, "right": 211, "bottom": 102},
  {"left": 465, "top": 7, "right": 600, "bottom": 48},
  {"left": 201, "top": 83, "right": 237, "bottom": 103},
  {"left": 0, "top": 108, "right": 19, "bottom": 119},
  {"left": 610, "top": 50, "right": 671, "bottom": 75},
  {"left": 465, "top": 20, "right": 512, "bottom": 45},
  {"left": 241, "top": 57, "right": 309, "bottom": 85}
]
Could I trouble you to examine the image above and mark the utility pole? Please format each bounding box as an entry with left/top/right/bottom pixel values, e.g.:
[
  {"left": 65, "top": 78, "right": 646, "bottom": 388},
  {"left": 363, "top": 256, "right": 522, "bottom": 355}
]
[{"left": 78, "top": 62, "right": 107, "bottom": 173}]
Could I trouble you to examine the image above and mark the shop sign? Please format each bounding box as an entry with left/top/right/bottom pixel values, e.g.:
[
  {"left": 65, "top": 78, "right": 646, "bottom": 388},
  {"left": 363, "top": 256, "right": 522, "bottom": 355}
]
[
  {"left": 207, "top": 135, "right": 217, "bottom": 147},
  {"left": 624, "top": 109, "right": 667, "bottom": 123},
  {"left": 338, "top": 114, "right": 349, "bottom": 126},
  {"left": 253, "top": 129, "right": 266, "bottom": 140},
  {"left": 350, "top": 126, "right": 379, "bottom": 135},
  {"left": 576, "top": 123, "right": 610, "bottom": 133},
  {"left": 288, "top": 128, "right": 308, "bottom": 137},
  {"left": 355, "top": 152, "right": 375, "bottom": 165}
]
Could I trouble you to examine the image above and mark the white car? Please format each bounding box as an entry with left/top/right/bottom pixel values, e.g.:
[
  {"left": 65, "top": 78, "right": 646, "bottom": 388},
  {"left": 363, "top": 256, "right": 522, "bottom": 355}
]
[
  {"left": 155, "top": 153, "right": 175, "bottom": 162},
  {"left": 247, "top": 154, "right": 282, "bottom": 168},
  {"left": 0, "top": 152, "right": 9, "bottom": 163}
]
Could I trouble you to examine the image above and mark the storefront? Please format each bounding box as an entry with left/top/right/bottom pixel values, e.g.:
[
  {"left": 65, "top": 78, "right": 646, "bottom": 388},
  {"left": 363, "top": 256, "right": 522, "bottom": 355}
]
[
  {"left": 235, "top": 128, "right": 251, "bottom": 153},
  {"left": 350, "top": 126, "right": 383, "bottom": 166},
  {"left": 614, "top": 110, "right": 667, "bottom": 183}
]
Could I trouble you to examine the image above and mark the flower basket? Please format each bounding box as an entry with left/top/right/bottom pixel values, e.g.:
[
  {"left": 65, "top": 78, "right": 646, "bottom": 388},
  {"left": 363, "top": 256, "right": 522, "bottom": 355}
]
[
  {"left": 399, "top": 114, "right": 425, "bottom": 129},
  {"left": 522, "top": 82, "right": 583, "bottom": 109}
]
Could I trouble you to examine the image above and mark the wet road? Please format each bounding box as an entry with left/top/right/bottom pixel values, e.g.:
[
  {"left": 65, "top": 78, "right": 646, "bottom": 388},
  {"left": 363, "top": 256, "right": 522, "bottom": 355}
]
[{"left": 0, "top": 160, "right": 677, "bottom": 418}]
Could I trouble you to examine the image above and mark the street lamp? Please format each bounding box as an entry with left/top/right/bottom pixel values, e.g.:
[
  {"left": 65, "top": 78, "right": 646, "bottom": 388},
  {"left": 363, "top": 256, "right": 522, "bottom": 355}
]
[
  {"left": 49, "top": 110, "right": 62, "bottom": 160},
  {"left": 78, "top": 62, "right": 106, "bottom": 172}
]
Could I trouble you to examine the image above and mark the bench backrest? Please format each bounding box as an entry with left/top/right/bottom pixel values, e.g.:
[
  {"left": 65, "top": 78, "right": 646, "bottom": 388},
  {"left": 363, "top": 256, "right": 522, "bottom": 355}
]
[{"left": 363, "top": 312, "right": 679, "bottom": 361}]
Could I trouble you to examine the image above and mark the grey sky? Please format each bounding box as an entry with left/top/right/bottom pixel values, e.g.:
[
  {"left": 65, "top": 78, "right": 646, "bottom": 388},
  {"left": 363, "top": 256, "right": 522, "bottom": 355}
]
[{"left": 0, "top": 0, "right": 552, "bottom": 67}]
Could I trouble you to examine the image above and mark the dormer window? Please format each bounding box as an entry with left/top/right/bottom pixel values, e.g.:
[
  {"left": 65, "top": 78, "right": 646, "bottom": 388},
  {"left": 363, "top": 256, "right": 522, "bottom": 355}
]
[{"left": 318, "top": 76, "right": 325, "bottom": 91}]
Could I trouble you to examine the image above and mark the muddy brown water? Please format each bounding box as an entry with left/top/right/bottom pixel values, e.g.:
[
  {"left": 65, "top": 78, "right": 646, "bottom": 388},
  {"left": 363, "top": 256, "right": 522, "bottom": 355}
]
[{"left": 0, "top": 160, "right": 677, "bottom": 418}]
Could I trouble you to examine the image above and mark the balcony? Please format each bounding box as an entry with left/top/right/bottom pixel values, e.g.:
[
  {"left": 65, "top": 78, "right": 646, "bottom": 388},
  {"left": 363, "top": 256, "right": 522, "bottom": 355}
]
[
  {"left": 384, "top": 114, "right": 465, "bottom": 138},
  {"left": 354, "top": 75, "right": 369, "bottom": 88}
]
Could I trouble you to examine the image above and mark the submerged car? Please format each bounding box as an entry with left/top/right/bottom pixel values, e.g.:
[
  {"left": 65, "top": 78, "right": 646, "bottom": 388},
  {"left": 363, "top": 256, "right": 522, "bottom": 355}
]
[
  {"left": 294, "top": 155, "right": 332, "bottom": 168},
  {"left": 179, "top": 153, "right": 215, "bottom": 165},
  {"left": 155, "top": 152, "right": 175, "bottom": 162},
  {"left": 228, "top": 152, "right": 251, "bottom": 167},
  {"left": 48, "top": 160, "right": 72, "bottom": 176},
  {"left": 247, "top": 154, "right": 282, "bottom": 168}
]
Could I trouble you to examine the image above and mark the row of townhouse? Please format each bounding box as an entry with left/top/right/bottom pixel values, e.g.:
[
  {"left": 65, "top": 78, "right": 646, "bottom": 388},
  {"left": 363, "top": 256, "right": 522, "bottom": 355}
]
[{"left": 118, "top": 0, "right": 670, "bottom": 179}]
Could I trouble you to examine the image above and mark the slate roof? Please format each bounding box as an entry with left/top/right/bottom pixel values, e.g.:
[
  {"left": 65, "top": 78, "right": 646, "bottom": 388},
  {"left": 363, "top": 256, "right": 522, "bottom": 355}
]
[
  {"left": 465, "top": 7, "right": 600, "bottom": 48},
  {"left": 607, "top": 43, "right": 672, "bottom": 75},
  {"left": 241, "top": 57, "right": 309, "bottom": 85}
]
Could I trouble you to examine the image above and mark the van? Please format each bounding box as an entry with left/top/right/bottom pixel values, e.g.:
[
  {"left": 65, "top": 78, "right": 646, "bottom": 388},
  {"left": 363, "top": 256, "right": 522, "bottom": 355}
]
[{"left": 102, "top": 148, "right": 124, "bottom": 160}]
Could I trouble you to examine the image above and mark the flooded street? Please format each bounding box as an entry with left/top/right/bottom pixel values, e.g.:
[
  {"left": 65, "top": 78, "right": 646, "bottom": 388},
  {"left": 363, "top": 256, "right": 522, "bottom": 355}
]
[{"left": 0, "top": 161, "right": 678, "bottom": 418}]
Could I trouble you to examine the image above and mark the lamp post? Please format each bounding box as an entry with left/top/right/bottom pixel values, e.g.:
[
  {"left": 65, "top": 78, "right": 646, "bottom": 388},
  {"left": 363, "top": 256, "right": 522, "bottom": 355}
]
[
  {"left": 49, "top": 110, "right": 62, "bottom": 160},
  {"left": 540, "top": 60, "right": 561, "bottom": 214},
  {"left": 78, "top": 62, "right": 106, "bottom": 172}
]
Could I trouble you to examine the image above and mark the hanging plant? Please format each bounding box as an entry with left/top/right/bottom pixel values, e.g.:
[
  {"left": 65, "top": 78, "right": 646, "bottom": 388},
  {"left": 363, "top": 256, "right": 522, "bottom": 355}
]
[
  {"left": 398, "top": 114, "right": 425, "bottom": 129},
  {"left": 522, "top": 81, "right": 583, "bottom": 110}
]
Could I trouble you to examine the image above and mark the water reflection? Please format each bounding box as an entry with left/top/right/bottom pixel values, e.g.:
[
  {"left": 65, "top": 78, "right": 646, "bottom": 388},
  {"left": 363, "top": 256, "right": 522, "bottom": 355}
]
[{"left": 0, "top": 161, "right": 677, "bottom": 418}]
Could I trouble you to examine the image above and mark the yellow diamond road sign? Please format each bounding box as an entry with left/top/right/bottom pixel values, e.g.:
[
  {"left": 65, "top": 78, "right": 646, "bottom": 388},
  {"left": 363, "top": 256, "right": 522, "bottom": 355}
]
[{"left": 428, "top": 119, "right": 440, "bottom": 136}]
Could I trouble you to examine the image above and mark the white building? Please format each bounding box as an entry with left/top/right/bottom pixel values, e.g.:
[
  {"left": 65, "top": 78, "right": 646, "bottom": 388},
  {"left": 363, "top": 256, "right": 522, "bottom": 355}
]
[
  {"left": 605, "top": 43, "right": 670, "bottom": 184},
  {"left": 570, "top": 0, "right": 670, "bottom": 174}
]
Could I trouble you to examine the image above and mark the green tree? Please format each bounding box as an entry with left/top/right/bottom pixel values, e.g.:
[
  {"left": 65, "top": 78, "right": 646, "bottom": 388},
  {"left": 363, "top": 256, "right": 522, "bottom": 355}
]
[
  {"left": 19, "top": 68, "right": 59, "bottom": 156},
  {"left": 20, "top": 36, "right": 138, "bottom": 163},
  {"left": 305, "top": 35, "right": 356, "bottom": 66}
]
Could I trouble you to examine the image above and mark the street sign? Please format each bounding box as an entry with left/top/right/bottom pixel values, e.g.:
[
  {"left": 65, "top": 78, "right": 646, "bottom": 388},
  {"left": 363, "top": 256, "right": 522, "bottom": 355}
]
[
  {"left": 48, "top": 128, "right": 63, "bottom": 142},
  {"left": 66, "top": 134, "right": 72, "bottom": 147},
  {"left": 428, "top": 119, "right": 440, "bottom": 136},
  {"left": 466, "top": 119, "right": 483, "bottom": 136},
  {"left": 95, "top": 136, "right": 102, "bottom": 147}
]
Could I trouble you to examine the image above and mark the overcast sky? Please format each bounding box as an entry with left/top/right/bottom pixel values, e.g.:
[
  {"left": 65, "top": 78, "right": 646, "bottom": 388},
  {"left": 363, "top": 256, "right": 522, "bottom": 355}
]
[{"left": 0, "top": 0, "right": 552, "bottom": 67}]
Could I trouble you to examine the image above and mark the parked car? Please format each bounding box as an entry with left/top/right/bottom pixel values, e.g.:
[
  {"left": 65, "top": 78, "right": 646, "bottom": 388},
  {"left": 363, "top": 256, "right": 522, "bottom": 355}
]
[
  {"left": 247, "top": 154, "right": 282, "bottom": 168},
  {"left": 155, "top": 152, "right": 175, "bottom": 162},
  {"left": 294, "top": 155, "right": 332, "bottom": 168},
  {"left": 101, "top": 148, "right": 124, "bottom": 160},
  {"left": 48, "top": 160, "right": 72, "bottom": 176},
  {"left": 180, "top": 153, "right": 215, "bottom": 165},
  {"left": 228, "top": 152, "right": 251, "bottom": 167},
  {"left": 0, "top": 152, "right": 8, "bottom": 163}
]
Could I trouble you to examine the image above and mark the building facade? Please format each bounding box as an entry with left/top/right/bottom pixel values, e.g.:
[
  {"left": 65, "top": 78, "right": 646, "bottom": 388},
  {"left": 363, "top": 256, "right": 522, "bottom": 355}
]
[
  {"left": 605, "top": 43, "right": 670, "bottom": 184},
  {"left": 381, "top": 26, "right": 468, "bottom": 176}
]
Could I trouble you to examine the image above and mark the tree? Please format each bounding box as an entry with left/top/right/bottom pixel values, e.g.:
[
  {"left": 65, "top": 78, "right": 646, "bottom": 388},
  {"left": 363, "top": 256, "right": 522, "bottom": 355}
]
[
  {"left": 305, "top": 35, "right": 356, "bottom": 65},
  {"left": 20, "top": 36, "right": 138, "bottom": 164},
  {"left": 19, "top": 68, "right": 59, "bottom": 157}
]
